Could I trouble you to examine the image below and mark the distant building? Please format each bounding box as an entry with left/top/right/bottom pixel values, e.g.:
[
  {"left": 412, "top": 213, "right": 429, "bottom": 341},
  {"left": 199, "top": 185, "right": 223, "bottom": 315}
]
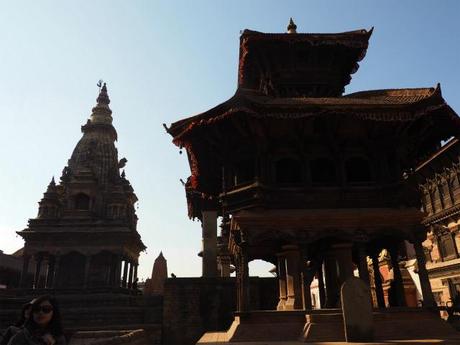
[{"left": 416, "top": 137, "right": 460, "bottom": 306}]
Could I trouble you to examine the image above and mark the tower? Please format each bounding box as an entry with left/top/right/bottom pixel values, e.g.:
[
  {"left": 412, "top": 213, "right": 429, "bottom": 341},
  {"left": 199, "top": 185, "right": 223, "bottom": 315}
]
[{"left": 18, "top": 83, "right": 145, "bottom": 292}]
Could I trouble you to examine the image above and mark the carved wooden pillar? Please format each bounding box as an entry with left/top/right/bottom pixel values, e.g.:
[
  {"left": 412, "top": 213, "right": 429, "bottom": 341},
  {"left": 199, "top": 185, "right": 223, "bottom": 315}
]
[
  {"left": 122, "top": 259, "right": 129, "bottom": 288},
  {"left": 20, "top": 255, "right": 30, "bottom": 288},
  {"left": 276, "top": 254, "right": 287, "bottom": 310},
  {"left": 414, "top": 238, "right": 436, "bottom": 307},
  {"left": 371, "top": 252, "right": 385, "bottom": 308},
  {"left": 33, "top": 254, "right": 43, "bottom": 289},
  {"left": 389, "top": 245, "right": 406, "bottom": 307}
]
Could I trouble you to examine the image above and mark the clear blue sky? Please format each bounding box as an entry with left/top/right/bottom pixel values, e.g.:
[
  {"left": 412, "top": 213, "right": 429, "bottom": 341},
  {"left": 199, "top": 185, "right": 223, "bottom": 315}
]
[{"left": 1, "top": 1, "right": 459, "bottom": 280}]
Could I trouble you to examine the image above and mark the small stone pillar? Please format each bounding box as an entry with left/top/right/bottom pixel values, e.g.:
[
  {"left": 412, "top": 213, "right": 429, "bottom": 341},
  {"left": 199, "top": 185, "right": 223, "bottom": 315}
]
[
  {"left": 122, "top": 259, "right": 129, "bottom": 288},
  {"left": 284, "top": 245, "right": 303, "bottom": 310},
  {"left": 33, "top": 254, "right": 43, "bottom": 289},
  {"left": 145, "top": 252, "right": 168, "bottom": 295},
  {"left": 128, "top": 261, "right": 134, "bottom": 289},
  {"left": 45, "top": 256, "right": 55, "bottom": 288},
  {"left": 414, "top": 239, "right": 435, "bottom": 307},
  {"left": 201, "top": 210, "right": 218, "bottom": 277},
  {"left": 52, "top": 254, "right": 60, "bottom": 288},
  {"left": 341, "top": 277, "right": 374, "bottom": 342},
  {"left": 20, "top": 255, "right": 30, "bottom": 288},
  {"left": 371, "top": 252, "right": 385, "bottom": 308},
  {"left": 277, "top": 254, "right": 287, "bottom": 310}
]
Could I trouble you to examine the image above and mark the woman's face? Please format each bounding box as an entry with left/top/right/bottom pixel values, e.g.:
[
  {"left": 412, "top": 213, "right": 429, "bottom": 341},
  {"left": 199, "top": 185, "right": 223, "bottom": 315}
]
[{"left": 32, "top": 301, "right": 53, "bottom": 327}]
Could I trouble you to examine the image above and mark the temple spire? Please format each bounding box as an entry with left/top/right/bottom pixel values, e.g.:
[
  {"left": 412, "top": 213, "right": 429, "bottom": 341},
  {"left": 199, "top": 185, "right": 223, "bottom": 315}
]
[
  {"left": 90, "top": 82, "right": 113, "bottom": 125},
  {"left": 287, "top": 18, "right": 297, "bottom": 34}
]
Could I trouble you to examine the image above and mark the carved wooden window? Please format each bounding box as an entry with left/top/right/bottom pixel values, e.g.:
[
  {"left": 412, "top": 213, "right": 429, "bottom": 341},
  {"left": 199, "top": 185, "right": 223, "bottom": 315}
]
[
  {"left": 438, "top": 232, "right": 458, "bottom": 261},
  {"left": 274, "top": 158, "right": 301, "bottom": 185},
  {"left": 345, "top": 157, "right": 372, "bottom": 183},
  {"left": 311, "top": 158, "right": 336, "bottom": 185},
  {"left": 75, "top": 193, "right": 90, "bottom": 210}
]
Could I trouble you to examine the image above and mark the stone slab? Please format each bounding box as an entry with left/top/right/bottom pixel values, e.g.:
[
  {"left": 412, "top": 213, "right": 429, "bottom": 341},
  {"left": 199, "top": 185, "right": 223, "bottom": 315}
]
[{"left": 341, "top": 277, "right": 373, "bottom": 342}]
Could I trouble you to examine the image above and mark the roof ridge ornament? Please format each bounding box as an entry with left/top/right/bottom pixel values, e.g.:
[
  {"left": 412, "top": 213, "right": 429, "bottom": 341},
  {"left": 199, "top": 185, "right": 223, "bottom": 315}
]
[{"left": 287, "top": 17, "right": 297, "bottom": 34}]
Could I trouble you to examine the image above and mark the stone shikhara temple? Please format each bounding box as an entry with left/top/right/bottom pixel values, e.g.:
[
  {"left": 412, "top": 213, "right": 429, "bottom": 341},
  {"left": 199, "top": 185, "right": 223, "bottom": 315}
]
[
  {"left": 167, "top": 20, "right": 460, "bottom": 342},
  {"left": 18, "top": 84, "right": 145, "bottom": 292}
]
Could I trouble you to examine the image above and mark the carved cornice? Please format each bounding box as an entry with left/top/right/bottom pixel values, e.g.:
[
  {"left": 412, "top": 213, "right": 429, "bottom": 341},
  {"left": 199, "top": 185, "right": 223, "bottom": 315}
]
[{"left": 423, "top": 203, "right": 460, "bottom": 226}]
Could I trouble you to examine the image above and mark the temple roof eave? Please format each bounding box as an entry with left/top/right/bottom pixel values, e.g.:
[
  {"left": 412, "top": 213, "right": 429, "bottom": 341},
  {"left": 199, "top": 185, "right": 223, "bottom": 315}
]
[{"left": 168, "top": 84, "right": 458, "bottom": 146}]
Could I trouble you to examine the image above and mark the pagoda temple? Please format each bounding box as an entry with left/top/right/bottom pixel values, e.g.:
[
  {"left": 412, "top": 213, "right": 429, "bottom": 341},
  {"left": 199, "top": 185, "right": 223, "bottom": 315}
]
[
  {"left": 18, "top": 84, "right": 145, "bottom": 292},
  {"left": 167, "top": 20, "right": 460, "bottom": 342}
]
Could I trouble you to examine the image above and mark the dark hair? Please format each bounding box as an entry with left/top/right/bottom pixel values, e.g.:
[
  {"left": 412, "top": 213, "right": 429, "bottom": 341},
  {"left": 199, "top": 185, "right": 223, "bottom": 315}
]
[
  {"left": 14, "top": 301, "right": 33, "bottom": 327},
  {"left": 25, "top": 295, "right": 63, "bottom": 336}
]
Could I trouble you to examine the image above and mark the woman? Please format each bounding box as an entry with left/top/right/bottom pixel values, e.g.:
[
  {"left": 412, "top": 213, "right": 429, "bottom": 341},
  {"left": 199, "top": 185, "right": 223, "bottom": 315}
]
[
  {"left": 0, "top": 301, "right": 33, "bottom": 345},
  {"left": 7, "top": 296, "right": 65, "bottom": 345}
]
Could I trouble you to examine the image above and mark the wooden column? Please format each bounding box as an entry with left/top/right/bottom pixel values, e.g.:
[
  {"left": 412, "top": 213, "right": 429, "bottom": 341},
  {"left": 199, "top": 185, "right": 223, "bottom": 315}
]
[
  {"left": 389, "top": 245, "right": 406, "bottom": 306},
  {"left": 300, "top": 249, "right": 313, "bottom": 310},
  {"left": 318, "top": 262, "right": 326, "bottom": 308},
  {"left": 20, "top": 255, "right": 30, "bottom": 288},
  {"left": 240, "top": 250, "right": 250, "bottom": 311},
  {"left": 324, "top": 250, "right": 339, "bottom": 307},
  {"left": 357, "top": 245, "right": 370, "bottom": 285},
  {"left": 277, "top": 254, "right": 287, "bottom": 310},
  {"left": 201, "top": 210, "right": 218, "bottom": 277},
  {"left": 371, "top": 253, "right": 385, "bottom": 308},
  {"left": 414, "top": 239, "right": 436, "bottom": 307},
  {"left": 33, "top": 254, "right": 43, "bottom": 289},
  {"left": 284, "top": 245, "right": 303, "bottom": 310}
]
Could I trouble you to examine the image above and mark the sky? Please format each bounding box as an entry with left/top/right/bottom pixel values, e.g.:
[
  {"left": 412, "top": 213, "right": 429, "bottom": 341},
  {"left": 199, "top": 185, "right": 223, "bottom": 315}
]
[{"left": 0, "top": 1, "right": 459, "bottom": 280}]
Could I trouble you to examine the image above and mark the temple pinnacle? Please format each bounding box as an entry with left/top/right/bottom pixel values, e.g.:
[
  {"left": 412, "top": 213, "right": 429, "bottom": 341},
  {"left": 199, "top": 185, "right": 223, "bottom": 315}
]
[
  {"left": 287, "top": 17, "right": 297, "bottom": 34},
  {"left": 90, "top": 81, "right": 113, "bottom": 125},
  {"left": 96, "top": 82, "right": 110, "bottom": 106}
]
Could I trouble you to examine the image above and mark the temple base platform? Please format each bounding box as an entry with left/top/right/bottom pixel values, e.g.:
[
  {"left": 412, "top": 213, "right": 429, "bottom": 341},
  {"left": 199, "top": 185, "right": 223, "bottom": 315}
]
[{"left": 197, "top": 308, "right": 460, "bottom": 344}]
